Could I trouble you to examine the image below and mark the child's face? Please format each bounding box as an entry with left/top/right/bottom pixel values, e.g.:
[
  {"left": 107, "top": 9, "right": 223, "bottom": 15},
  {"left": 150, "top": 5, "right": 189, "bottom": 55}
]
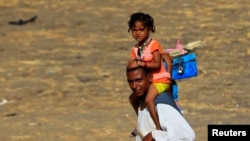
[{"left": 131, "top": 21, "right": 151, "bottom": 43}]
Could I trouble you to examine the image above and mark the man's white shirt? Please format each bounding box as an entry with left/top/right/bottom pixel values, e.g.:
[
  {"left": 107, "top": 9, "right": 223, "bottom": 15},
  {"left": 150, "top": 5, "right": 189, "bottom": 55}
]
[{"left": 136, "top": 104, "right": 195, "bottom": 141}]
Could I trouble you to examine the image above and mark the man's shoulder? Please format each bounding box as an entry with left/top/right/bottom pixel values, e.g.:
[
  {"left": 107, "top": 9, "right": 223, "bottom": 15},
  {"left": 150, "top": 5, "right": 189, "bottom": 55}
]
[
  {"left": 155, "top": 92, "right": 181, "bottom": 113},
  {"left": 155, "top": 92, "right": 173, "bottom": 105}
]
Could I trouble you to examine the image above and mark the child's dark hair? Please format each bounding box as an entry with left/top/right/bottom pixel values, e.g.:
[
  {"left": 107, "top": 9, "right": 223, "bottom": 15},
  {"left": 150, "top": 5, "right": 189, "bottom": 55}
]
[{"left": 127, "top": 12, "right": 155, "bottom": 33}]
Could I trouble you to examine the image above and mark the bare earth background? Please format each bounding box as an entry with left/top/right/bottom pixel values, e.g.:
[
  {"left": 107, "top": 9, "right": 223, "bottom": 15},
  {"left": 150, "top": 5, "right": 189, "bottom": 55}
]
[{"left": 0, "top": 0, "right": 249, "bottom": 141}]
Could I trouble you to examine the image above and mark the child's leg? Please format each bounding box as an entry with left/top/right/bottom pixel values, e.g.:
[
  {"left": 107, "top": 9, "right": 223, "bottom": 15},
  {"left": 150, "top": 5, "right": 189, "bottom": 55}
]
[
  {"left": 145, "top": 84, "right": 161, "bottom": 130},
  {"left": 129, "top": 93, "right": 140, "bottom": 116}
]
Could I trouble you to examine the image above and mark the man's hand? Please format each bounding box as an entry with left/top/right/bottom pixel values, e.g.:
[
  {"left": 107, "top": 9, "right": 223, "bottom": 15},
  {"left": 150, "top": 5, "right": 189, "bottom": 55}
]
[
  {"left": 142, "top": 132, "right": 154, "bottom": 141},
  {"left": 130, "top": 128, "right": 137, "bottom": 137}
]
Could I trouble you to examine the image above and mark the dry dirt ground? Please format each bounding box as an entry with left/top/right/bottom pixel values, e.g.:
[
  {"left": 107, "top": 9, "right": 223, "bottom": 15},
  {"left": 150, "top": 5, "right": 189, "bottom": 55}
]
[{"left": 0, "top": 0, "right": 249, "bottom": 141}]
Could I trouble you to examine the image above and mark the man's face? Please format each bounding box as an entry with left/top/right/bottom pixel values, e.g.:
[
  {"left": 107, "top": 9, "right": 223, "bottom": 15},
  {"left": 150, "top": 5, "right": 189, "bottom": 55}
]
[{"left": 127, "top": 68, "right": 151, "bottom": 98}]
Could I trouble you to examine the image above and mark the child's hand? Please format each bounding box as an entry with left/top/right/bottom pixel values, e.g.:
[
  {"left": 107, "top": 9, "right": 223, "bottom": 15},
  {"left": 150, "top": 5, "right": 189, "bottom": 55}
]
[{"left": 127, "top": 59, "right": 138, "bottom": 69}]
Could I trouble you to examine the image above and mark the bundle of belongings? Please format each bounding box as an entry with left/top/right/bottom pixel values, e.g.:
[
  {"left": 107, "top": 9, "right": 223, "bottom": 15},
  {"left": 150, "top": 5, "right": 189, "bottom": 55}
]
[
  {"left": 163, "top": 39, "right": 207, "bottom": 103},
  {"left": 164, "top": 39, "right": 207, "bottom": 80},
  {"left": 166, "top": 40, "right": 207, "bottom": 58}
]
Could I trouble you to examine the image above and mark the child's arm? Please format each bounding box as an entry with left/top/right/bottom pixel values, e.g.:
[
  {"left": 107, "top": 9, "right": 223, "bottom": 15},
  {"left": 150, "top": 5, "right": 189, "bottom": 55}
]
[
  {"left": 137, "top": 50, "right": 161, "bottom": 69},
  {"left": 162, "top": 52, "right": 173, "bottom": 77},
  {"left": 162, "top": 52, "right": 173, "bottom": 93}
]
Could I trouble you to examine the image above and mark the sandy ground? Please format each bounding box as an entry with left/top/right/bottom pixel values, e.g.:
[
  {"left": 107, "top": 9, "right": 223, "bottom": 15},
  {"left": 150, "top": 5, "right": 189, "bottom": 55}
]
[{"left": 0, "top": 0, "right": 249, "bottom": 141}]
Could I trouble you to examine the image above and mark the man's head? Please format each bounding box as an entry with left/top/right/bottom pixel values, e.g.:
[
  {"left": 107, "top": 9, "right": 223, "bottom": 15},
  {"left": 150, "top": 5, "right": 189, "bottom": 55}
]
[{"left": 126, "top": 66, "right": 151, "bottom": 98}]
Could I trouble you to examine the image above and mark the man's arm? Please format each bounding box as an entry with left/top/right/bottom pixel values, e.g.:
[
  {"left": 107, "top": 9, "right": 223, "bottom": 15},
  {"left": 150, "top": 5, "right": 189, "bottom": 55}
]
[{"left": 142, "top": 132, "right": 154, "bottom": 141}]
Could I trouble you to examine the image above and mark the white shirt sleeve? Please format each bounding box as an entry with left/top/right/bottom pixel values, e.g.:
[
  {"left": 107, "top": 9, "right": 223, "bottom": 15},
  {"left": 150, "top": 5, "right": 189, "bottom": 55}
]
[{"left": 151, "top": 104, "right": 196, "bottom": 141}]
